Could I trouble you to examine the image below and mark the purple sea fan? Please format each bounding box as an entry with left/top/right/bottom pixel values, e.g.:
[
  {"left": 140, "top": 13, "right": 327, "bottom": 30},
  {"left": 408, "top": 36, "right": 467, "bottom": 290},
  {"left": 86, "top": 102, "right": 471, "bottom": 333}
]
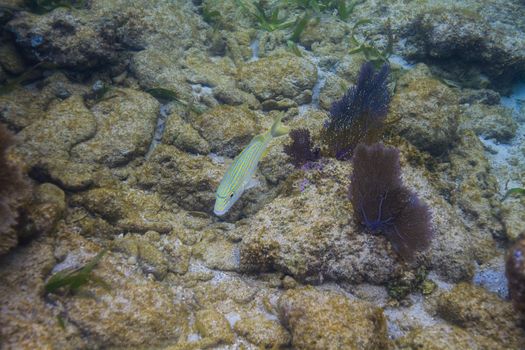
[
  {"left": 350, "top": 143, "right": 433, "bottom": 260},
  {"left": 283, "top": 128, "right": 321, "bottom": 168},
  {"left": 323, "top": 62, "right": 390, "bottom": 160}
]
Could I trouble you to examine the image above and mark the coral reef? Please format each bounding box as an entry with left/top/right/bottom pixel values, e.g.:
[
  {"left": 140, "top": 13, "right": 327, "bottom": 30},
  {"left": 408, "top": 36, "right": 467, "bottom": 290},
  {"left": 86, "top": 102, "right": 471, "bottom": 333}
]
[
  {"left": 322, "top": 61, "right": 390, "bottom": 159},
  {"left": 0, "top": 0, "right": 523, "bottom": 348},
  {"left": 350, "top": 143, "right": 433, "bottom": 260}
]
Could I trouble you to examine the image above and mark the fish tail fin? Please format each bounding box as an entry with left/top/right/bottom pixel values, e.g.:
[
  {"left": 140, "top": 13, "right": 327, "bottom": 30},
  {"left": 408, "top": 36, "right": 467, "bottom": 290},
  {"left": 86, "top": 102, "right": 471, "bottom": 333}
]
[{"left": 270, "top": 114, "right": 289, "bottom": 138}]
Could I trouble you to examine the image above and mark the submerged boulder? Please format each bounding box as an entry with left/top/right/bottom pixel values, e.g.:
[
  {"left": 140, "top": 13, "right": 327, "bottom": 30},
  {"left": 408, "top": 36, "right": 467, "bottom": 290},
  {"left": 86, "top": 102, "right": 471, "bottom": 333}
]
[
  {"left": 238, "top": 53, "right": 318, "bottom": 104},
  {"left": 133, "top": 144, "right": 222, "bottom": 213},
  {"left": 192, "top": 104, "right": 262, "bottom": 157},
  {"left": 0, "top": 42, "right": 26, "bottom": 74},
  {"left": 233, "top": 315, "right": 291, "bottom": 349},
  {"left": 162, "top": 111, "right": 210, "bottom": 155},
  {"left": 239, "top": 147, "right": 488, "bottom": 283},
  {"left": 506, "top": 236, "right": 525, "bottom": 313},
  {"left": 437, "top": 283, "right": 525, "bottom": 349},
  {"left": 71, "top": 89, "right": 159, "bottom": 167},
  {"left": 12, "top": 89, "right": 158, "bottom": 188},
  {"left": 7, "top": 8, "right": 121, "bottom": 69},
  {"left": 447, "top": 131, "right": 504, "bottom": 240},
  {"left": 0, "top": 124, "right": 31, "bottom": 256},
  {"left": 401, "top": 6, "right": 525, "bottom": 86},
  {"left": 195, "top": 309, "right": 235, "bottom": 345},
  {"left": 17, "top": 183, "right": 66, "bottom": 241},
  {"left": 299, "top": 18, "right": 350, "bottom": 49},
  {"left": 278, "top": 288, "right": 389, "bottom": 350},
  {"left": 389, "top": 65, "right": 460, "bottom": 156},
  {"left": 395, "top": 324, "right": 505, "bottom": 350},
  {"left": 461, "top": 104, "right": 517, "bottom": 143},
  {"left": 71, "top": 185, "right": 178, "bottom": 234},
  {"left": 130, "top": 48, "right": 192, "bottom": 103},
  {"left": 501, "top": 199, "right": 525, "bottom": 242},
  {"left": 0, "top": 72, "right": 91, "bottom": 131},
  {"left": 16, "top": 95, "right": 97, "bottom": 161}
]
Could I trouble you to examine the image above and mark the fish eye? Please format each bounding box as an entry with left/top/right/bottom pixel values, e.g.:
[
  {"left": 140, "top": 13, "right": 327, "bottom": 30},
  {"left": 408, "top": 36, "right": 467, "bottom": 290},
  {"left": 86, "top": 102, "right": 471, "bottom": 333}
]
[{"left": 229, "top": 193, "right": 234, "bottom": 198}]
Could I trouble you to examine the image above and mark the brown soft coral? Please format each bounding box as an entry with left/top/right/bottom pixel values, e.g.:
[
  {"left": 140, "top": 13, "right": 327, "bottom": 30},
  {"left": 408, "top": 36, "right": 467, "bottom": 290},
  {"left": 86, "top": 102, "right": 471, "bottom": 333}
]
[
  {"left": 0, "top": 123, "right": 30, "bottom": 255},
  {"left": 506, "top": 234, "right": 525, "bottom": 313}
]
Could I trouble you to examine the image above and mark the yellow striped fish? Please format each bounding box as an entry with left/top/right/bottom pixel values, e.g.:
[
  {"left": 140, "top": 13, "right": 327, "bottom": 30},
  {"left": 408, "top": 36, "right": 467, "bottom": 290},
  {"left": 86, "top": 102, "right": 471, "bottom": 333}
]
[{"left": 214, "top": 115, "right": 289, "bottom": 216}]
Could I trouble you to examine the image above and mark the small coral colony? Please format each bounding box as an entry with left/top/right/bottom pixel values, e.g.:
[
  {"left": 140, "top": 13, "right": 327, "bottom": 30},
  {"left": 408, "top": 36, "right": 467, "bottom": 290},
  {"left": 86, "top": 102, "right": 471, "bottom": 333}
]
[
  {"left": 214, "top": 60, "right": 433, "bottom": 262},
  {"left": 283, "top": 61, "right": 433, "bottom": 261}
]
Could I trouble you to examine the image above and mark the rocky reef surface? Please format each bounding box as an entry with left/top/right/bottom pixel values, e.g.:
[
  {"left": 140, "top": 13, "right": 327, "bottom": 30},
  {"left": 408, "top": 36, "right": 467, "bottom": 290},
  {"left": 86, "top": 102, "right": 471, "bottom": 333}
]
[{"left": 1, "top": 0, "right": 525, "bottom": 349}]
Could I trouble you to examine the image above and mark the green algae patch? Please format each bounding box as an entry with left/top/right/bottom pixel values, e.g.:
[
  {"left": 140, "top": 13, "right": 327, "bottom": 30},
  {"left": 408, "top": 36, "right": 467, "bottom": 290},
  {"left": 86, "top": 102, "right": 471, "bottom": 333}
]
[
  {"left": 387, "top": 267, "right": 432, "bottom": 301},
  {"left": 45, "top": 249, "right": 108, "bottom": 294},
  {"left": 348, "top": 19, "right": 393, "bottom": 68},
  {"left": 503, "top": 188, "right": 525, "bottom": 201},
  {"left": 420, "top": 279, "right": 436, "bottom": 296}
]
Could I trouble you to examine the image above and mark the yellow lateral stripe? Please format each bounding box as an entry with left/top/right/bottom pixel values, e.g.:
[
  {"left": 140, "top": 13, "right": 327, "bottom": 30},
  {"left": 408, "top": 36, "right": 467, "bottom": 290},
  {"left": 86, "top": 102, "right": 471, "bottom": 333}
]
[
  {"left": 230, "top": 141, "right": 260, "bottom": 186},
  {"left": 219, "top": 132, "right": 270, "bottom": 196},
  {"left": 231, "top": 141, "right": 258, "bottom": 179}
]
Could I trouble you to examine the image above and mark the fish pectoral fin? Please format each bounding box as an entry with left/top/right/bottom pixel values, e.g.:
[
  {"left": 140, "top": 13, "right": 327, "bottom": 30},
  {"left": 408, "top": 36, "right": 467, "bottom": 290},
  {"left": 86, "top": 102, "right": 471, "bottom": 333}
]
[
  {"left": 244, "top": 177, "right": 260, "bottom": 191},
  {"left": 261, "top": 147, "right": 270, "bottom": 158}
]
